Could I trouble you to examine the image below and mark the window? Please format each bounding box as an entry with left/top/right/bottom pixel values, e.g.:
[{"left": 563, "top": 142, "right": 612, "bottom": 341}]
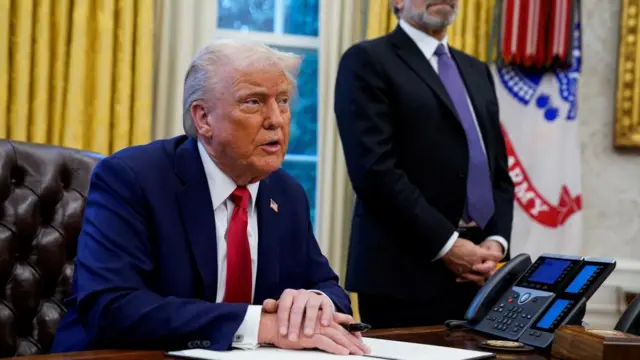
[{"left": 217, "top": 0, "right": 320, "bottom": 222}]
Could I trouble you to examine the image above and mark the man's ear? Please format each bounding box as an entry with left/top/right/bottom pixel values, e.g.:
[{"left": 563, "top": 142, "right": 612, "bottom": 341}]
[
  {"left": 393, "top": 0, "right": 404, "bottom": 14},
  {"left": 190, "top": 100, "right": 213, "bottom": 138}
]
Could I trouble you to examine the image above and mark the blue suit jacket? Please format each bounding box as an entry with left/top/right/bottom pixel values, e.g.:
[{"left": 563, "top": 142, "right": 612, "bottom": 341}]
[{"left": 51, "top": 136, "right": 350, "bottom": 352}]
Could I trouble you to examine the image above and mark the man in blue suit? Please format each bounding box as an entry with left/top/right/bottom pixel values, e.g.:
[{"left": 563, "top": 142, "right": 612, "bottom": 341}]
[{"left": 51, "top": 40, "right": 368, "bottom": 356}]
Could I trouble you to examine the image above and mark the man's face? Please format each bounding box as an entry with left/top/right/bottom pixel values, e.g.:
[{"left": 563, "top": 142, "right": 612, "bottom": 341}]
[
  {"left": 400, "top": 0, "right": 459, "bottom": 30},
  {"left": 200, "top": 67, "right": 292, "bottom": 182}
]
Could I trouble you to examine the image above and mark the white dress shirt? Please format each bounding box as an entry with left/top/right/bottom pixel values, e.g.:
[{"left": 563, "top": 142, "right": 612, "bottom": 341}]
[
  {"left": 398, "top": 20, "right": 508, "bottom": 260},
  {"left": 197, "top": 141, "right": 262, "bottom": 349},
  {"left": 197, "top": 142, "right": 333, "bottom": 349}
]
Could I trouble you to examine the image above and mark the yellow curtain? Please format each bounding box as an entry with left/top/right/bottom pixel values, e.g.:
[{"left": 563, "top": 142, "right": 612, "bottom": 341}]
[
  {"left": 449, "top": 0, "right": 496, "bottom": 61},
  {"left": 0, "top": 0, "right": 153, "bottom": 155},
  {"left": 365, "top": 0, "right": 496, "bottom": 62},
  {"left": 366, "top": 0, "right": 398, "bottom": 39}
]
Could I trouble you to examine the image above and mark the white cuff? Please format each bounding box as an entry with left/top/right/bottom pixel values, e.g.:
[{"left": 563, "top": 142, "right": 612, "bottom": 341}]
[
  {"left": 232, "top": 305, "right": 262, "bottom": 350},
  {"left": 433, "top": 231, "right": 459, "bottom": 261},
  {"left": 307, "top": 289, "right": 335, "bottom": 312},
  {"left": 484, "top": 236, "right": 509, "bottom": 260}
]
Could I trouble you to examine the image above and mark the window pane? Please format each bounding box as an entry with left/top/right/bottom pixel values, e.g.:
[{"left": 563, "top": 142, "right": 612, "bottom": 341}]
[
  {"left": 275, "top": 47, "right": 318, "bottom": 155},
  {"left": 217, "top": 0, "right": 274, "bottom": 32},
  {"left": 281, "top": 159, "right": 317, "bottom": 224},
  {"left": 284, "top": 0, "right": 319, "bottom": 36}
]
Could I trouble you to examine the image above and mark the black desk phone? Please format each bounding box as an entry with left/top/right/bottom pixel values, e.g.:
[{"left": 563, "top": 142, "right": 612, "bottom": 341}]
[{"left": 464, "top": 253, "right": 616, "bottom": 349}]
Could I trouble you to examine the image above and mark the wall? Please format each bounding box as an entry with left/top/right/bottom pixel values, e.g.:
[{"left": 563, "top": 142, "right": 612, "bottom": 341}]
[
  {"left": 580, "top": 0, "right": 640, "bottom": 327},
  {"left": 581, "top": 0, "right": 640, "bottom": 259}
]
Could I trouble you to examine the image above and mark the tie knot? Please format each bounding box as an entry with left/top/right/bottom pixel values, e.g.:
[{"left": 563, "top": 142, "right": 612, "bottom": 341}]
[
  {"left": 434, "top": 43, "right": 448, "bottom": 57},
  {"left": 230, "top": 187, "right": 250, "bottom": 209}
]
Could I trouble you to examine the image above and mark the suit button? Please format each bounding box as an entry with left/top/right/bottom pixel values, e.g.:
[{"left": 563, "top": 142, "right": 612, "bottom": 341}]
[{"left": 458, "top": 172, "right": 466, "bottom": 178}]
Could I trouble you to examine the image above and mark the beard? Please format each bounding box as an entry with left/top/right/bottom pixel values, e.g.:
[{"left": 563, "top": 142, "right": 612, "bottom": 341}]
[{"left": 404, "top": 0, "right": 458, "bottom": 31}]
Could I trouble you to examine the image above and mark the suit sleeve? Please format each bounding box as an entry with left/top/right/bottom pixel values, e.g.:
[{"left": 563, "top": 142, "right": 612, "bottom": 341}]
[
  {"left": 75, "top": 156, "right": 248, "bottom": 351},
  {"left": 298, "top": 184, "right": 351, "bottom": 314},
  {"left": 481, "top": 63, "right": 515, "bottom": 251},
  {"left": 334, "top": 44, "right": 456, "bottom": 259}
]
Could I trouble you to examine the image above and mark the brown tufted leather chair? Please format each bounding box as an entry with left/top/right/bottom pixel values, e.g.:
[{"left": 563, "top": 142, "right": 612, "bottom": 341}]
[{"left": 0, "top": 139, "right": 104, "bottom": 356}]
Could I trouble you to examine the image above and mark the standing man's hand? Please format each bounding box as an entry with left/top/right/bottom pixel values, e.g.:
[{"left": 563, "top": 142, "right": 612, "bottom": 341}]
[
  {"left": 455, "top": 240, "right": 504, "bottom": 285},
  {"left": 443, "top": 238, "right": 503, "bottom": 285},
  {"left": 474, "top": 240, "right": 503, "bottom": 276},
  {"left": 442, "top": 238, "right": 503, "bottom": 274}
]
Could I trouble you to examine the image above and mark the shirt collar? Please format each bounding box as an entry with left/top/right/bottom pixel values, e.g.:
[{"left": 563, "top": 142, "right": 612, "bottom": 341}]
[
  {"left": 197, "top": 141, "right": 259, "bottom": 211},
  {"left": 398, "top": 19, "right": 449, "bottom": 60}
]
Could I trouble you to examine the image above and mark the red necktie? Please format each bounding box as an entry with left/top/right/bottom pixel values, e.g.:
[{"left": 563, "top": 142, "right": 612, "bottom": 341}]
[{"left": 223, "top": 187, "right": 252, "bottom": 303}]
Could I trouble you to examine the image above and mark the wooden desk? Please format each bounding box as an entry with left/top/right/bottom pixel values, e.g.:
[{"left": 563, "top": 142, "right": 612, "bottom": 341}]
[
  {"left": 15, "top": 326, "right": 556, "bottom": 359},
  {"left": 366, "top": 326, "right": 555, "bottom": 359}
]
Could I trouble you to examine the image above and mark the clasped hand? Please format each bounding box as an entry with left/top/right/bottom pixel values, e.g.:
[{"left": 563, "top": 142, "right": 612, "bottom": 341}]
[
  {"left": 258, "top": 289, "right": 370, "bottom": 355},
  {"left": 442, "top": 238, "right": 503, "bottom": 285}
]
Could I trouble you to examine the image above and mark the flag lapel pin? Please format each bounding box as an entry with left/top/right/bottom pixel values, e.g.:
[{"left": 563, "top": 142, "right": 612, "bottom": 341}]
[{"left": 270, "top": 199, "right": 279, "bottom": 213}]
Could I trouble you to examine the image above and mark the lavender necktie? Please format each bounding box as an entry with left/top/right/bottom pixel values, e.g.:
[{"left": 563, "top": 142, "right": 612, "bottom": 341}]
[{"left": 435, "top": 44, "right": 495, "bottom": 228}]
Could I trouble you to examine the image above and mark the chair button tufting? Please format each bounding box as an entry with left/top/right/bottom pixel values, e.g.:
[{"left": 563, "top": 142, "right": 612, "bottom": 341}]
[{"left": 0, "top": 139, "right": 103, "bottom": 356}]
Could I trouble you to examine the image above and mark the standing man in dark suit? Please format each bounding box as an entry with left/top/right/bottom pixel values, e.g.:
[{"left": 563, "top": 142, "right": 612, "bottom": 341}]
[{"left": 334, "top": 0, "right": 515, "bottom": 328}]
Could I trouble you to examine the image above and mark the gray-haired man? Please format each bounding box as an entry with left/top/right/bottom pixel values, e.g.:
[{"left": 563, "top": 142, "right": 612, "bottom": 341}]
[
  {"left": 51, "top": 40, "right": 369, "bottom": 355},
  {"left": 335, "top": 0, "right": 514, "bottom": 328}
]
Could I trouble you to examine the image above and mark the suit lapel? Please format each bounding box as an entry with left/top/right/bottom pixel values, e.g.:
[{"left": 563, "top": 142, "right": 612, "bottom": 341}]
[
  {"left": 451, "top": 49, "right": 496, "bottom": 171},
  {"left": 390, "top": 26, "right": 460, "bottom": 121},
  {"left": 175, "top": 138, "right": 219, "bottom": 302},
  {"left": 253, "top": 176, "right": 281, "bottom": 303}
]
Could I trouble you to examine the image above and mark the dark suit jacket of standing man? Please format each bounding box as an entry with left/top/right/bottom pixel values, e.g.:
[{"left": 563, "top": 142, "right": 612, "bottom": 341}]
[
  {"left": 334, "top": 21, "right": 515, "bottom": 327},
  {"left": 51, "top": 136, "right": 350, "bottom": 352}
]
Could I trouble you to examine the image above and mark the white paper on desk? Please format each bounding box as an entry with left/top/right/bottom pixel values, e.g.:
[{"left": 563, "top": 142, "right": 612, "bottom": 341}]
[
  {"left": 167, "top": 337, "right": 495, "bottom": 360},
  {"left": 364, "top": 338, "right": 495, "bottom": 359}
]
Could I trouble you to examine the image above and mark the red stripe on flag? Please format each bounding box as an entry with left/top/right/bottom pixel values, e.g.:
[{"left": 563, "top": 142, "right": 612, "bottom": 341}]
[
  {"left": 535, "top": 0, "right": 549, "bottom": 67},
  {"left": 524, "top": 0, "right": 540, "bottom": 67},
  {"left": 547, "top": 0, "right": 559, "bottom": 65},
  {"left": 501, "top": 0, "right": 516, "bottom": 64},
  {"left": 516, "top": 0, "right": 529, "bottom": 64},
  {"left": 558, "top": 0, "right": 572, "bottom": 62}
]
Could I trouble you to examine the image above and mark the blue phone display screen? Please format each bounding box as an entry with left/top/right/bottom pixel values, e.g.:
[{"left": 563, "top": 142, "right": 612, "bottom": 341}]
[
  {"left": 565, "top": 265, "right": 599, "bottom": 294},
  {"left": 536, "top": 299, "right": 570, "bottom": 329},
  {"left": 528, "top": 259, "right": 571, "bottom": 284}
]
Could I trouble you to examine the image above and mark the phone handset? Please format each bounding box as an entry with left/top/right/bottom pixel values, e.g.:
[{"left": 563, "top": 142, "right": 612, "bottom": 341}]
[
  {"left": 464, "top": 253, "right": 532, "bottom": 325},
  {"left": 615, "top": 295, "right": 640, "bottom": 335}
]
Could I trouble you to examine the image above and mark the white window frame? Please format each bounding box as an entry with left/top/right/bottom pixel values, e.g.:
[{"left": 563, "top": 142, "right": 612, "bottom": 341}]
[
  {"left": 214, "top": 0, "right": 321, "bottom": 168},
  {"left": 215, "top": 29, "right": 320, "bottom": 49}
]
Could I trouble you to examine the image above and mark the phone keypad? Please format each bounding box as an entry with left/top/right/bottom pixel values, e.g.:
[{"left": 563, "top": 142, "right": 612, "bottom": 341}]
[
  {"left": 499, "top": 307, "right": 523, "bottom": 328},
  {"left": 477, "top": 290, "right": 554, "bottom": 341},
  {"left": 486, "top": 303, "right": 530, "bottom": 332}
]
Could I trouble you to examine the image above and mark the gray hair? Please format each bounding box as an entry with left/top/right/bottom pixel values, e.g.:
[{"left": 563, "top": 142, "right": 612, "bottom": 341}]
[{"left": 182, "top": 39, "right": 302, "bottom": 137}]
